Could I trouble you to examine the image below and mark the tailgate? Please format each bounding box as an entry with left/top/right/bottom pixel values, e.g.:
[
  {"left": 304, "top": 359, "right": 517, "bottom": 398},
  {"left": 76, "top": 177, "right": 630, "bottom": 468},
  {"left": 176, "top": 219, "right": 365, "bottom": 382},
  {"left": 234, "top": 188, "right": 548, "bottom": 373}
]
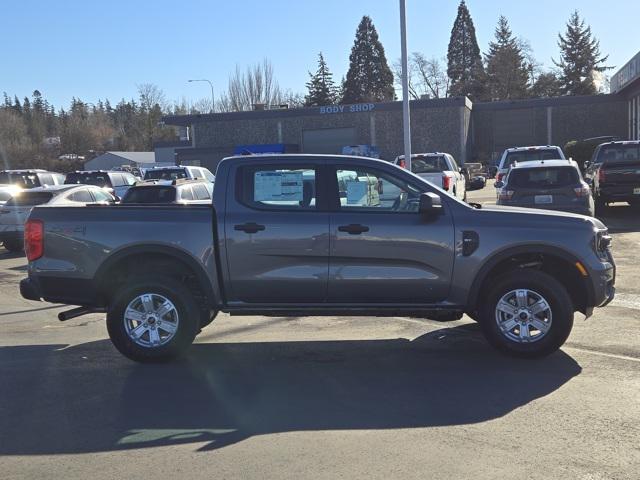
[{"left": 602, "top": 162, "right": 640, "bottom": 185}]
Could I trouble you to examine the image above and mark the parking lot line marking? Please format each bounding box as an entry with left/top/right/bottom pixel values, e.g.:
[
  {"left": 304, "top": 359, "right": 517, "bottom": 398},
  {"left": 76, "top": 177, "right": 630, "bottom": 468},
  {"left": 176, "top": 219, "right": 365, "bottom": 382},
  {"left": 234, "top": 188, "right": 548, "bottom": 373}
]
[{"left": 564, "top": 346, "right": 640, "bottom": 363}]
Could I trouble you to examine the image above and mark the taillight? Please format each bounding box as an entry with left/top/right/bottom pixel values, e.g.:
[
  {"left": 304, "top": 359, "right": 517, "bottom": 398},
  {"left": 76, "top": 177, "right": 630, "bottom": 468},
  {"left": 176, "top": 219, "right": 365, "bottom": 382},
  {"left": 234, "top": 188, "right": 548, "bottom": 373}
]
[
  {"left": 574, "top": 184, "right": 591, "bottom": 197},
  {"left": 398, "top": 159, "right": 407, "bottom": 169},
  {"left": 598, "top": 169, "right": 606, "bottom": 183},
  {"left": 442, "top": 175, "right": 452, "bottom": 191},
  {"left": 495, "top": 172, "right": 504, "bottom": 182},
  {"left": 498, "top": 190, "right": 514, "bottom": 201},
  {"left": 24, "top": 220, "right": 44, "bottom": 261}
]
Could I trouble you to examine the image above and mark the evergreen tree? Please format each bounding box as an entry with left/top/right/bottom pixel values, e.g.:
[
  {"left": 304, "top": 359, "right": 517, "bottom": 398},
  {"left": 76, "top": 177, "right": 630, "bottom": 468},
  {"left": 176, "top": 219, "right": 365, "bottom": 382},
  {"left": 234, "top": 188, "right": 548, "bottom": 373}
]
[
  {"left": 342, "top": 16, "right": 395, "bottom": 103},
  {"left": 531, "top": 72, "right": 563, "bottom": 98},
  {"left": 484, "top": 16, "right": 531, "bottom": 100},
  {"left": 553, "top": 11, "right": 610, "bottom": 95},
  {"left": 304, "top": 52, "right": 338, "bottom": 106},
  {"left": 447, "top": 0, "right": 485, "bottom": 99}
]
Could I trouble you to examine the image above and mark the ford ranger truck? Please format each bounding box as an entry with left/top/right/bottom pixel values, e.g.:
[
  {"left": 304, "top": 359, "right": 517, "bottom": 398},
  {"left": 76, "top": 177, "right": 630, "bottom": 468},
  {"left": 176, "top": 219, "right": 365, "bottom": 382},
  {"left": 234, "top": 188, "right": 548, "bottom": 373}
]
[{"left": 20, "top": 154, "right": 616, "bottom": 362}]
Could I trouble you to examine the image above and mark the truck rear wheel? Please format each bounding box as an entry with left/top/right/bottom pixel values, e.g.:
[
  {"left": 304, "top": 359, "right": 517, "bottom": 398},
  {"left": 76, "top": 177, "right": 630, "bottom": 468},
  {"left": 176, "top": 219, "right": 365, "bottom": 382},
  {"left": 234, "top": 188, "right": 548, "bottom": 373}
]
[
  {"left": 478, "top": 270, "right": 574, "bottom": 358},
  {"left": 106, "top": 275, "right": 199, "bottom": 362}
]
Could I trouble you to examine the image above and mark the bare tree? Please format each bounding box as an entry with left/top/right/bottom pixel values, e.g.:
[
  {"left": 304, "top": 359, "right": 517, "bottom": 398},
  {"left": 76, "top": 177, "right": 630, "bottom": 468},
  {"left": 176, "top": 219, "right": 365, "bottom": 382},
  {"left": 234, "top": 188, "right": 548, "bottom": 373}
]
[
  {"left": 412, "top": 54, "right": 450, "bottom": 99},
  {"left": 137, "top": 83, "right": 167, "bottom": 111},
  {"left": 394, "top": 54, "right": 450, "bottom": 99},
  {"left": 218, "top": 59, "right": 283, "bottom": 112}
]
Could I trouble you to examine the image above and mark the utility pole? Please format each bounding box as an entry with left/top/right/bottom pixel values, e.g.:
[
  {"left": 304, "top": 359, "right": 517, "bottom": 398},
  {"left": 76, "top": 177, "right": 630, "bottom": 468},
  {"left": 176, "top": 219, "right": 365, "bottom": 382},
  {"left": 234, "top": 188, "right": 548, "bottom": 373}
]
[{"left": 399, "top": 0, "right": 412, "bottom": 171}]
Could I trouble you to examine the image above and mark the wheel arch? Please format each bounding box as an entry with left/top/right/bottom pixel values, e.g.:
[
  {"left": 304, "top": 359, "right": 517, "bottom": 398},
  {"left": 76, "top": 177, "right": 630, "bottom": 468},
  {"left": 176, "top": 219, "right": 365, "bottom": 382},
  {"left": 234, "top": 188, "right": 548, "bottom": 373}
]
[
  {"left": 466, "top": 245, "right": 595, "bottom": 315},
  {"left": 95, "top": 244, "right": 218, "bottom": 308}
]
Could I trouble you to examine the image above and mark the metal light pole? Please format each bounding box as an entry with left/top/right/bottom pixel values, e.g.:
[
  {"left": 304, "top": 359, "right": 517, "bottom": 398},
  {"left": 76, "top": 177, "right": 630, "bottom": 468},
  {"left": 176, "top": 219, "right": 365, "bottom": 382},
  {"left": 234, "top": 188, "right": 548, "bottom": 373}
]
[
  {"left": 399, "top": 0, "right": 412, "bottom": 171},
  {"left": 188, "top": 79, "right": 215, "bottom": 113}
]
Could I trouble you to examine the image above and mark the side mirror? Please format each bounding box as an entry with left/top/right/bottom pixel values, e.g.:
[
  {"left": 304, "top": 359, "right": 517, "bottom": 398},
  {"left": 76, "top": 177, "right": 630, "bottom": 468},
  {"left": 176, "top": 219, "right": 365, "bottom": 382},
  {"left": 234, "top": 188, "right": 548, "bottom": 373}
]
[
  {"left": 494, "top": 181, "right": 504, "bottom": 189},
  {"left": 419, "top": 192, "right": 443, "bottom": 217}
]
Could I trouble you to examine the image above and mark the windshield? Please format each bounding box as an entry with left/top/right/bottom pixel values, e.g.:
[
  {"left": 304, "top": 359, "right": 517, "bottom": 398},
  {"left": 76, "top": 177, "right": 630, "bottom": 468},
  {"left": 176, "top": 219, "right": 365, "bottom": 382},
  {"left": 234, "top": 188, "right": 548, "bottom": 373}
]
[
  {"left": 5, "top": 191, "right": 54, "bottom": 206},
  {"left": 504, "top": 149, "right": 560, "bottom": 168},
  {"left": 0, "top": 173, "right": 41, "bottom": 188},
  {"left": 65, "top": 172, "right": 111, "bottom": 187},
  {"left": 144, "top": 169, "right": 187, "bottom": 181},
  {"left": 597, "top": 145, "right": 640, "bottom": 164},
  {"left": 411, "top": 156, "right": 448, "bottom": 174},
  {"left": 122, "top": 186, "right": 176, "bottom": 203},
  {"left": 508, "top": 167, "right": 580, "bottom": 188}
]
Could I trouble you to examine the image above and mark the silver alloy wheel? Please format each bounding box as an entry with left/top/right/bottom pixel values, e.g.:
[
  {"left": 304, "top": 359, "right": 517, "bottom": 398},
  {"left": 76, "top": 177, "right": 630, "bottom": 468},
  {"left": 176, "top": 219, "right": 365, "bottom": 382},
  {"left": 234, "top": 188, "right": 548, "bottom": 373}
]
[
  {"left": 495, "top": 289, "right": 553, "bottom": 343},
  {"left": 123, "top": 293, "right": 179, "bottom": 348}
]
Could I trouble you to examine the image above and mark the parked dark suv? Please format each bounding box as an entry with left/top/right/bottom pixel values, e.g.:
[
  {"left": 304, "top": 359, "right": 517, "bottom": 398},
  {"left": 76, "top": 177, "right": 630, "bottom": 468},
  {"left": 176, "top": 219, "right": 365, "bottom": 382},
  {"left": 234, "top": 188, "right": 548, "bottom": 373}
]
[
  {"left": 496, "top": 159, "right": 594, "bottom": 216},
  {"left": 584, "top": 141, "right": 640, "bottom": 210}
]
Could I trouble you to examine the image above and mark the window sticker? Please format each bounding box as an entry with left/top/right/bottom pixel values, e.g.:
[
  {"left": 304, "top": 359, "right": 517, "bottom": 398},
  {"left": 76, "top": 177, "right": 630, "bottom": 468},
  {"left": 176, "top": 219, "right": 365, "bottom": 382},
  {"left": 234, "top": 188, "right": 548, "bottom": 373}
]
[
  {"left": 254, "top": 171, "right": 304, "bottom": 201},
  {"left": 346, "top": 180, "right": 368, "bottom": 205}
]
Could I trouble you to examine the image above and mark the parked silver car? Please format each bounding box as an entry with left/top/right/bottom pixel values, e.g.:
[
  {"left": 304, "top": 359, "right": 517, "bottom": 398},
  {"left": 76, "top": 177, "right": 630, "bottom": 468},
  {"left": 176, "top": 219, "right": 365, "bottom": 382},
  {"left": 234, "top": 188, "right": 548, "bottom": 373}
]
[{"left": 0, "top": 184, "right": 115, "bottom": 252}]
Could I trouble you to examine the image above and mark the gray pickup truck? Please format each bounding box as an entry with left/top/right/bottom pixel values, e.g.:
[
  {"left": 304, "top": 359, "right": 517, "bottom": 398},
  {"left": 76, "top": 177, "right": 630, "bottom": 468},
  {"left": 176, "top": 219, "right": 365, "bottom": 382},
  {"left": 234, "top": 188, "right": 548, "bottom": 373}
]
[{"left": 20, "top": 155, "right": 616, "bottom": 362}]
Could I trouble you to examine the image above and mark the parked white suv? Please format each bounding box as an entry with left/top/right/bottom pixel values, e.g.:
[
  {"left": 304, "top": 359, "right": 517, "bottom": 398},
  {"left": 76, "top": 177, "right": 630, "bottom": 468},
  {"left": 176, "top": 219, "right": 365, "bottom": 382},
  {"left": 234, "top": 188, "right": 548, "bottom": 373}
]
[
  {"left": 394, "top": 153, "right": 466, "bottom": 201},
  {"left": 494, "top": 146, "right": 566, "bottom": 190},
  {"left": 143, "top": 165, "right": 215, "bottom": 183}
]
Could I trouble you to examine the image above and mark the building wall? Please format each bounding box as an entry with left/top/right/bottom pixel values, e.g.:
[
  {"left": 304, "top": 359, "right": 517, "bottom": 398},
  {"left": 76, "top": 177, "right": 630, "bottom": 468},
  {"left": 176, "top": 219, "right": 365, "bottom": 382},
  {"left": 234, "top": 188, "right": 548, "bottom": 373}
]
[
  {"left": 188, "top": 98, "right": 471, "bottom": 165},
  {"left": 84, "top": 153, "right": 133, "bottom": 170},
  {"left": 472, "top": 95, "right": 628, "bottom": 163},
  {"left": 166, "top": 94, "right": 627, "bottom": 168}
]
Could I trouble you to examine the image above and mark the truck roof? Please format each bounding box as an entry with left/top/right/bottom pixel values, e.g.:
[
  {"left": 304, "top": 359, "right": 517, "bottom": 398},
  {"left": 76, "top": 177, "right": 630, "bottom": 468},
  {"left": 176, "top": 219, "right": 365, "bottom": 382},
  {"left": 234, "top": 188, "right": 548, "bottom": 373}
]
[
  {"left": 510, "top": 159, "right": 576, "bottom": 170},
  {"left": 505, "top": 145, "right": 561, "bottom": 152}
]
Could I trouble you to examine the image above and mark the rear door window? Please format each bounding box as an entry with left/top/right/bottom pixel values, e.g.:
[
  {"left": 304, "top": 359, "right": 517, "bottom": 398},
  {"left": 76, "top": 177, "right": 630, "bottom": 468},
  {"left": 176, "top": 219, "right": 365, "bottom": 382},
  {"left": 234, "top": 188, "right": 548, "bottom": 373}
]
[
  {"left": 241, "top": 166, "right": 317, "bottom": 210},
  {"left": 180, "top": 186, "right": 194, "bottom": 200},
  {"left": 508, "top": 167, "right": 580, "bottom": 188},
  {"left": 192, "top": 184, "right": 210, "bottom": 200},
  {"left": 38, "top": 174, "right": 54, "bottom": 186},
  {"left": 69, "top": 189, "right": 95, "bottom": 203}
]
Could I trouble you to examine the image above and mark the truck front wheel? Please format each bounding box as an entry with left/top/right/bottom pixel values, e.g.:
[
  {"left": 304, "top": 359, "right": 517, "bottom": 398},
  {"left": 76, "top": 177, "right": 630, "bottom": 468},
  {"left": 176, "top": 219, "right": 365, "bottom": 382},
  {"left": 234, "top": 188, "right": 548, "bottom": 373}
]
[
  {"left": 106, "top": 275, "right": 199, "bottom": 362},
  {"left": 478, "top": 270, "right": 574, "bottom": 358}
]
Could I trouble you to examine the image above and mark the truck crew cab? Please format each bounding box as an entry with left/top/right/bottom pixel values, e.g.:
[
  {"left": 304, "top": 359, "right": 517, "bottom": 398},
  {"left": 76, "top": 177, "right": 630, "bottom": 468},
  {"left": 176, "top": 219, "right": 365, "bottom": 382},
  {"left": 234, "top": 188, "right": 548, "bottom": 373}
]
[{"left": 20, "top": 155, "right": 615, "bottom": 362}]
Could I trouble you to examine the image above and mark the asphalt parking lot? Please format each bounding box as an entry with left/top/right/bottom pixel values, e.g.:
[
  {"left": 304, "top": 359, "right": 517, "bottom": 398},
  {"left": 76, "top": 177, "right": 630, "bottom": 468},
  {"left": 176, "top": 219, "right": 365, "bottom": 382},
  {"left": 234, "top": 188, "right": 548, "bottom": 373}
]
[{"left": 1, "top": 185, "right": 639, "bottom": 479}]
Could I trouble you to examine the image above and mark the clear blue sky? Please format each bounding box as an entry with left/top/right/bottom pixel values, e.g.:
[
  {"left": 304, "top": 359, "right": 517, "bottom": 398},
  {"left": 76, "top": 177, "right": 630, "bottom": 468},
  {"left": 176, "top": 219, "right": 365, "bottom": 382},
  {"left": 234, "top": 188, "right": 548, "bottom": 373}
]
[{"left": 2, "top": 0, "right": 638, "bottom": 108}]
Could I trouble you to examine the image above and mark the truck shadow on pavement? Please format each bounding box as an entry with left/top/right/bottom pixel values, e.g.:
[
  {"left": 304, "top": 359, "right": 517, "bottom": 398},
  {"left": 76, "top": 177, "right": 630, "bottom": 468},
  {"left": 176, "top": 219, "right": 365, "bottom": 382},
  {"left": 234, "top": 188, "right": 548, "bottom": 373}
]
[{"left": 0, "top": 323, "right": 581, "bottom": 455}]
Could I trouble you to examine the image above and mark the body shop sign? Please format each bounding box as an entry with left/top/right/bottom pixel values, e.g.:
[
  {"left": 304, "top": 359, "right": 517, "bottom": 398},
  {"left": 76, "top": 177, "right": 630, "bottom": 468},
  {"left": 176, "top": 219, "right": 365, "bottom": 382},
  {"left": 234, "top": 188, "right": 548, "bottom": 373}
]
[{"left": 319, "top": 103, "right": 375, "bottom": 114}]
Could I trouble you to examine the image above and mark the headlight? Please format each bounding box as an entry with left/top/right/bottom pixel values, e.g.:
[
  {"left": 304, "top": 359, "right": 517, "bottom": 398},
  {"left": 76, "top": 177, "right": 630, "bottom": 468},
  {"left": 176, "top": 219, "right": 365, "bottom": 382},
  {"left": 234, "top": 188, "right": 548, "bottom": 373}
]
[{"left": 593, "top": 230, "right": 612, "bottom": 260}]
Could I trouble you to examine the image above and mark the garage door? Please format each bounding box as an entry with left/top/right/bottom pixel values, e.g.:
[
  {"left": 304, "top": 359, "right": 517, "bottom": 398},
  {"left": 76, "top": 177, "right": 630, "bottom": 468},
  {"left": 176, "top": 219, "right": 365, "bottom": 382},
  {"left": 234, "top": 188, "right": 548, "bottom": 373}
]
[{"left": 302, "top": 128, "right": 357, "bottom": 154}]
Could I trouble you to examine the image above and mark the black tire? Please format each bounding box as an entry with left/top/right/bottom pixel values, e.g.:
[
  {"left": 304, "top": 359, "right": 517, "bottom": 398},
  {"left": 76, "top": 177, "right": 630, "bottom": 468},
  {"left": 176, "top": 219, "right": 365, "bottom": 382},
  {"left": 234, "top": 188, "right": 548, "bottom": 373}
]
[
  {"left": 3, "top": 238, "right": 24, "bottom": 252},
  {"left": 106, "top": 275, "right": 199, "bottom": 363},
  {"left": 478, "top": 270, "right": 574, "bottom": 358}
]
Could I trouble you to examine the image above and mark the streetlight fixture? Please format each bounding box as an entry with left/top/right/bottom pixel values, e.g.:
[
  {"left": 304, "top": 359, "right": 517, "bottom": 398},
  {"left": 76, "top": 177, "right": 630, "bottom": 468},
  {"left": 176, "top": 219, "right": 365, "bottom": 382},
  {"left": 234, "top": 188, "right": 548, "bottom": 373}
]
[
  {"left": 187, "top": 79, "right": 215, "bottom": 113},
  {"left": 399, "top": 0, "right": 412, "bottom": 172}
]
